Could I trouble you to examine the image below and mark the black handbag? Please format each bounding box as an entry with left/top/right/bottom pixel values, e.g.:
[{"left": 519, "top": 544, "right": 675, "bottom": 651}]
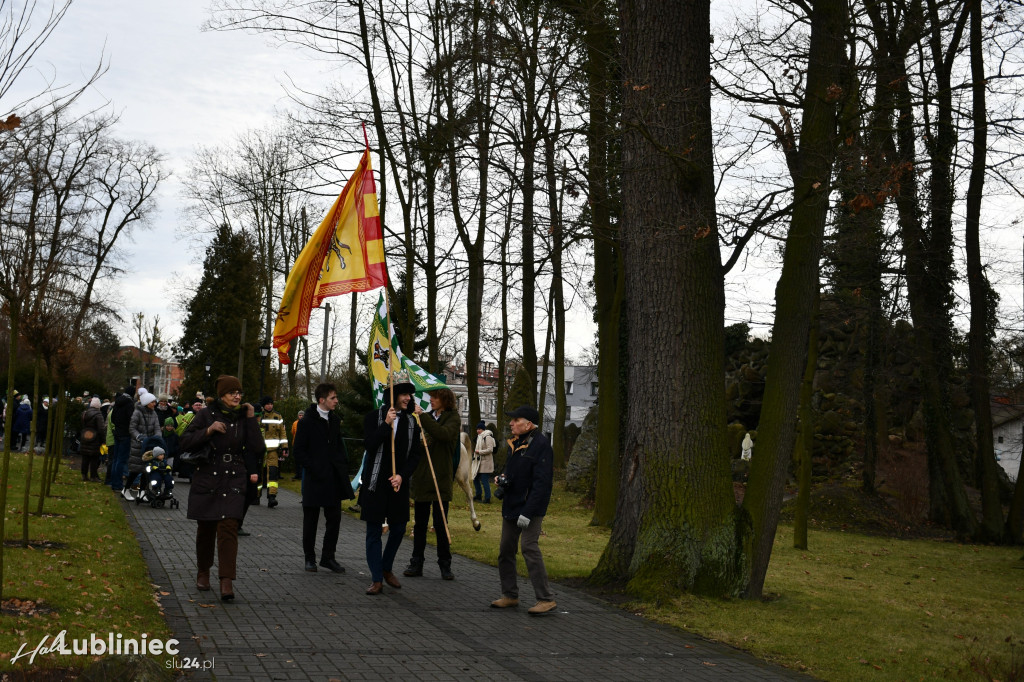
[{"left": 178, "top": 441, "right": 213, "bottom": 466}]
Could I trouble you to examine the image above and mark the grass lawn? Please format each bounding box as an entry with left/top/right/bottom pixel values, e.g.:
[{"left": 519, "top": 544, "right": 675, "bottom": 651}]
[
  {"left": 337, "top": 473, "right": 1024, "bottom": 682},
  {"left": 0, "top": 449, "right": 171, "bottom": 673}
]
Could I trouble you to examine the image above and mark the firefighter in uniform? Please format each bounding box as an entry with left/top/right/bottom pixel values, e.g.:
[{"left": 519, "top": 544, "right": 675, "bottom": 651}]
[{"left": 258, "top": 396, "right": 289, "bottom": 508}]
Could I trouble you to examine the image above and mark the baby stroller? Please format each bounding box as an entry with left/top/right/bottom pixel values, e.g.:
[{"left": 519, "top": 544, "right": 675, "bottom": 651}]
[{"left": 136, "top": 444, "right": 179, "bottom": 510}]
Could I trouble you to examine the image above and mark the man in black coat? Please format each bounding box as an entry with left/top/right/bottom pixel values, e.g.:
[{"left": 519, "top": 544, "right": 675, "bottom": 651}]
[
  {"left": 293, "top": 382, "right": 353, "bottom": 573},
  {"left": 490, "top": 404, "right": 556, "bottom": 615}
]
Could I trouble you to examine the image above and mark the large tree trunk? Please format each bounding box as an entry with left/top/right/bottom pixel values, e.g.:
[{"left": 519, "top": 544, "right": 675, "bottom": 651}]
[
  {"left": 963, "top": 0, "right": 1002, "bottom": 542},
  {"left": 591, "top": 0, "right": 744, "bottom": 598},
  {"left": 742, "top": 0, "right": 848, "bottom": 600},
  {"left": 891, "top": 0, "right": 976, "bottom": 537},
  {"left": 568, "top": 0, "right": 623, "bottom": 527},
  {"left": 793, "top": 297, "right": 819, "bottom": 550}
]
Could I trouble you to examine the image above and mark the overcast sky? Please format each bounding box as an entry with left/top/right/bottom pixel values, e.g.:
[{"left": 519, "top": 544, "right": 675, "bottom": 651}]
[{"left": 5, "top": 0, "right": 336, "bottom": 350}]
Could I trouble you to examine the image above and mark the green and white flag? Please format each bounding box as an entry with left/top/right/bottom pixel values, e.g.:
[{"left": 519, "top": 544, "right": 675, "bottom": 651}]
[{"left": 367, "top": 292, "right": 448, "bottom": 411}]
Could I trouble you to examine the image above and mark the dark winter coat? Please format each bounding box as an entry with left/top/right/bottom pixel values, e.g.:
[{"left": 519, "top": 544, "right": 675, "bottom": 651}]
[
  {"left": 500, "top": 428, "right": 553, "bottom": 521},
  {"left": 128, "top": 404, "right": 161, "bottom": 473},
  {"left": 37, "top": 406, "right": 48, "bottom": 440},
  {"left": 111, "top": 393, "right": 134, "bottom": 439},
  {"left": 13, "top": 403, "right": 32, "bottom": 436},
  {"left": 294, "top": 404, "right": 354, "bottom": 507},
  {"left": 358, "top": 405, "right": 424, "bottom": 526},
  {"left": 155, "top": 405, "right": 176, "bottom": 428},
  {"left": 180, "top": 403, "right": 264, "bottom": 522},
  {"left": 410, "top": 409, "right": 460, "bottom": 502},
  {"left": 79, "top": 407, "right": 106, "bottom": 458}
]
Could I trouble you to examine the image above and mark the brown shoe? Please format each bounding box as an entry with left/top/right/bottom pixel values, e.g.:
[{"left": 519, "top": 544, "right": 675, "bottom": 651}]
[
  {"left": 366, "top": 581, "right": 383, "bottom": 595},
  {"left": 382, "top": 571, "right": 401, "bottom": 589},
  {"left": 490, "top": 596, "right": 519, "bottom": 608},
  {"left": 196, "top": 571, "right": 211, "bottom": 591},
  {"left": 219, "top": 577, "right": 234, "bottom": 602},
  {"left": 528, "top": 600, "right": 557, "bottom": 615}
]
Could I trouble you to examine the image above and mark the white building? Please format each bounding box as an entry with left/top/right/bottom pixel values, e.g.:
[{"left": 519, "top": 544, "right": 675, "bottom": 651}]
[
  {"left": 450, "top": 383, "right": 499, "bottom": 427},
  {"left": 992, "top": 401, "right": 1024, "bottom": 482},
  {"left": 536, "top": 365, "right": 598, "bottom": 428}
]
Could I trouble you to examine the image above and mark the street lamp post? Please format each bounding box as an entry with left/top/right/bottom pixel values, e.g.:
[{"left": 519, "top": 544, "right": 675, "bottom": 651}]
[
  {"left": 259, "top": 345, "right": 270, "bottom": 401},
  {"left": 204, "top": 360, "right": 212, "bottom": 399}
]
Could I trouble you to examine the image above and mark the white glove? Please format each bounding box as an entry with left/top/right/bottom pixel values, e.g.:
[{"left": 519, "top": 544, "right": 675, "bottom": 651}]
[{"left": 517, "top": 515, "right": 530, "bottom": 529}]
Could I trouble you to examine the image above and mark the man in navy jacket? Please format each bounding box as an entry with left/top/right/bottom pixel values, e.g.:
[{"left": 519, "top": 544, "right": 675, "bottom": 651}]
[{"left": 490, "top": 404, "right": 556, "bottom": 615}]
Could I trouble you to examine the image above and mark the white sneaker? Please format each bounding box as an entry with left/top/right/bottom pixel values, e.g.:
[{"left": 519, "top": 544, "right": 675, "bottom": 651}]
[{"left": 121, "top": 487, "right": 134, "bottom": 501}]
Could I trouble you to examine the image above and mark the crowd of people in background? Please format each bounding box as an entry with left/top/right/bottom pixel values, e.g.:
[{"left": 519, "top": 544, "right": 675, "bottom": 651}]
[{"left": 0, "top": 378, "right": 557, "bottom": 614}]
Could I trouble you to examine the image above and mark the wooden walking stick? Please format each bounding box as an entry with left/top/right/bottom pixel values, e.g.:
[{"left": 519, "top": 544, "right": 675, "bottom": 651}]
[{"left": 411, "top": 413, "right": 452, "bottom": 545}]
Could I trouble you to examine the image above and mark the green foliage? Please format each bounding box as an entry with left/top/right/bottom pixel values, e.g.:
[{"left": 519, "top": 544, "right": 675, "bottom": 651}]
[
  {"left": 337, "top": 370, "right": 374, "bottom": 440},
  {"left": 336, "top": 370, "right": 374, "bottom": 473},
  {"left": 63, "top": 399, "right": 85, "bottom": 433},
  {"left": 271, "top": 395, "right": 307, "bottom": 430},
  {"left": 174, "top": 225, "right": 264, "bottom": 402},
  {"left": 724, "top": 322, "right": 751, "bottom": 357}
]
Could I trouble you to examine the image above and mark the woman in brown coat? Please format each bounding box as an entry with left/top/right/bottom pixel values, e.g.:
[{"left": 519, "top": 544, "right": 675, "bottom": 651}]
[{"left": 179, "top": 375, "right": 264, "bottom": 601}]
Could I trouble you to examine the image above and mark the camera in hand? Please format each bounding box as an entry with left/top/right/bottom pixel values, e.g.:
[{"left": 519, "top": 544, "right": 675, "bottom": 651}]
[{"left": 493, "top": 473, "right": 509, "bottom": 500}]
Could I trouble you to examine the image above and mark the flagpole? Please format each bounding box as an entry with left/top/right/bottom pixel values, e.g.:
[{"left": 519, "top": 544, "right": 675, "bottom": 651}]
[
  {"left": 384, "top": 287, "right": 396, "bottom": 477},
  {"left": 412, "top": 413, "right": 452, "bottom": 545}
]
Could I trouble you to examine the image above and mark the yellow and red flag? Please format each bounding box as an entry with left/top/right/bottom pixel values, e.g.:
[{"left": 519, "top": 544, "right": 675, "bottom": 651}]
[{"left": 272, "top": 146, "right": 387, "bottom": 364}]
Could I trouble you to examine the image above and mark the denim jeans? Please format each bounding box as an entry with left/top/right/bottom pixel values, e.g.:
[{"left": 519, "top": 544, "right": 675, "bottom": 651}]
[
  {"left": 473, "top": 472, "right": 491, "bottom": 501},
  {"left": 365, "top": 521, "right": 406, "bottom": 582},
  {"left": 109, "top": 436, "right": 130, "bottom": 491}
]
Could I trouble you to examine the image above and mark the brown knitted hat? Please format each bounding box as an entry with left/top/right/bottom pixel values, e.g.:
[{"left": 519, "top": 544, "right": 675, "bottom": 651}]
[{"left": 215, "top": 375, "right": 243, "bottom": 398}]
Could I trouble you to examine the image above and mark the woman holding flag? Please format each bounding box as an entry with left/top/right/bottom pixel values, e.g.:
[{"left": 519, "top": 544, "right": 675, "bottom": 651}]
[
  {"left": 360, "top": 371, "right": 424, "bottom": 595},
  {"left": 406, "top": 388, "right": 460, "bottom": 580}
]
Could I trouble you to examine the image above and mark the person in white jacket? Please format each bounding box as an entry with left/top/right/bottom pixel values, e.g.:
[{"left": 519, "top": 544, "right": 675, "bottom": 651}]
[{"left": 473, "top": 421, "right": 496, "bottom": 503}]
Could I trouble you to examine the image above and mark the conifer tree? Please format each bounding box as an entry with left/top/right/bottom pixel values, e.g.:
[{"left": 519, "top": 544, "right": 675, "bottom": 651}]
[{"left": 175, "top": 224, "right": 264, "bottom": 401}]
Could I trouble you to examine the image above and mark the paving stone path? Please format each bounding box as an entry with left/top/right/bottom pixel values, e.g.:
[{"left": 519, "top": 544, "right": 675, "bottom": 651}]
[{"left": 123, "top": 484, "right": 806, "bottom": 681}]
